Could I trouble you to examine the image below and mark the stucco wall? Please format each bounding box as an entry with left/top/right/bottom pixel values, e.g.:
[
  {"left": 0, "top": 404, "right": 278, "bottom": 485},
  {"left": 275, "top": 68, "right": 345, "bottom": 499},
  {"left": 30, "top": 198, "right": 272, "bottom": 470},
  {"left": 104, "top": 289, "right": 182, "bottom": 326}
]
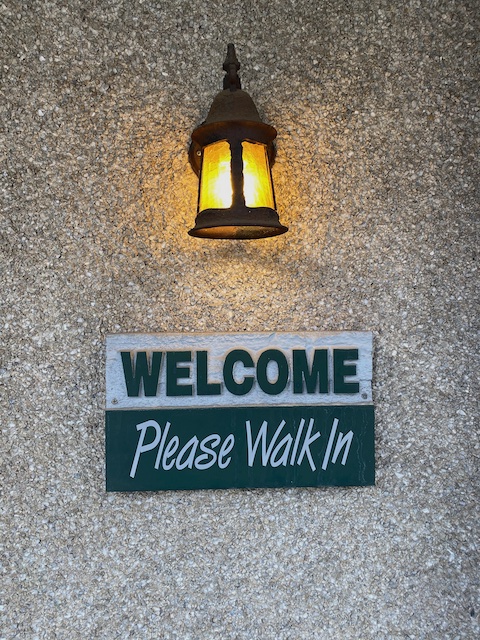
[{"left": 1, "top": 0, "right": 478, "bottom": 638}]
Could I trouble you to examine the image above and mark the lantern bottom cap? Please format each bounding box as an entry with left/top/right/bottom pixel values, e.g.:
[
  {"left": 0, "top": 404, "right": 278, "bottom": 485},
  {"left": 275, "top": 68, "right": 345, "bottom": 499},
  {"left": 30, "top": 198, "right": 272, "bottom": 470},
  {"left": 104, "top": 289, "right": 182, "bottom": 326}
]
[
  {"left": 189, "top": 224, "right": 288, "bottom": 239},
  {"left": 188, "top": 206, "right": 288, "bottom": 239}
]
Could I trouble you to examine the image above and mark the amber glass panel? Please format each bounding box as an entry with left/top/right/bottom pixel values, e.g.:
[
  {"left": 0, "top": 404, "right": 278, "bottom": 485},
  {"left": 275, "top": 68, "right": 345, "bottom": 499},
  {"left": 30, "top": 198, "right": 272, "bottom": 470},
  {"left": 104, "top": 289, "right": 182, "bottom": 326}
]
[
  {"left": 199, "top": 141, "right": 232, "bottom": 211},
  {"left": 242, "top": 141, "right": 275, "bottom": 209}
]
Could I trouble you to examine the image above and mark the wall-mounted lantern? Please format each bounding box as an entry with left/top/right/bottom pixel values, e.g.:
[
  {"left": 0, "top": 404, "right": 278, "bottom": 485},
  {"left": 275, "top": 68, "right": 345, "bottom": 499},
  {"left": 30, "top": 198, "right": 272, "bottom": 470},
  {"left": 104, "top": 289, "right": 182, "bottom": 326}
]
[{"left": 188, "top": 44, "right": 288, "bottom": 239}]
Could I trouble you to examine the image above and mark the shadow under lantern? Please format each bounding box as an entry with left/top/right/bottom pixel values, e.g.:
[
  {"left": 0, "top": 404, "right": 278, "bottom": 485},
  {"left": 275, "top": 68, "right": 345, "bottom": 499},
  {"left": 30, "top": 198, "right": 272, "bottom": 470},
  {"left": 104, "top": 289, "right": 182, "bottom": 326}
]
[{"left": 189, "top": 44, "right": 288, "bottom": 239}]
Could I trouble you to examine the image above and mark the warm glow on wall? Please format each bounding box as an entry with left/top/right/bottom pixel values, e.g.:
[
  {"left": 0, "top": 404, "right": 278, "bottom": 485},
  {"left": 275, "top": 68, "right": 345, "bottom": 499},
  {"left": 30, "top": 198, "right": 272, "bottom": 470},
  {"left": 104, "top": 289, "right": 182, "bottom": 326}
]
[{"left": 188, "top": 44, "right": 287, "bottom": 239}]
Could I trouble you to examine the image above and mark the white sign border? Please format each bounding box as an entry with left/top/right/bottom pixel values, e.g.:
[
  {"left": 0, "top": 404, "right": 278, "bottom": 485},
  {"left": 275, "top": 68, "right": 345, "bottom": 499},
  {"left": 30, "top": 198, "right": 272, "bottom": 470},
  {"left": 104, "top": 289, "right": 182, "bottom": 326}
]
[{"left": 106, "top": 331, "right": 373, "bottom": 410}]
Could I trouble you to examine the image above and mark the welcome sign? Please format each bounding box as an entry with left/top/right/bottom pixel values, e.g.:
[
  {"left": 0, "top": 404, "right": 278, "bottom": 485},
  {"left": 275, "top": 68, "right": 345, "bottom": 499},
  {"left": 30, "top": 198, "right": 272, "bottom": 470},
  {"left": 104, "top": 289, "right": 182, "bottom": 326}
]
[{"left": 105, "top": 332, "right": 374, "bottom": 491}]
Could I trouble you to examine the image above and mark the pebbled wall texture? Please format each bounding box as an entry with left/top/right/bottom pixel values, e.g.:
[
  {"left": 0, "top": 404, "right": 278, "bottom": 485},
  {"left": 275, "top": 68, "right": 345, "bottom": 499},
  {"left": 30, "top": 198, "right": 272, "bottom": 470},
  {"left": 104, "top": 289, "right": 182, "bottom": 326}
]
[{"left": 1, "top": 1, "right": 478, "bottom": 638}]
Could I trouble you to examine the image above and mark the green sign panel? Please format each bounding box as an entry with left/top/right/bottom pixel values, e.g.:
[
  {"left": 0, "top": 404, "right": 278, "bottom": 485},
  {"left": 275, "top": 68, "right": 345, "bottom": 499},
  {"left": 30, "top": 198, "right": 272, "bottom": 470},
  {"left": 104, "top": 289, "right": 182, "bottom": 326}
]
[{"left": 106, "top": 405, "right": 374, "bottom": 491}]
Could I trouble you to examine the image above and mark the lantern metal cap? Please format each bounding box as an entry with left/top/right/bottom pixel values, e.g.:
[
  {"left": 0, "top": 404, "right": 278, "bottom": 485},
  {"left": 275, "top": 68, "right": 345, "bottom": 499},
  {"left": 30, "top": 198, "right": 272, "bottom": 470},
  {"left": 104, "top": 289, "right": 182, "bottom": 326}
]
[
  {"left": 202, "top": 44, "right": 263, "bottom": 124},
  {"left": 203, "top": 89, "right": 262, "bottom": 125},
  {"left": 189, "top": 45, "right": 277, "bottom": 175}
]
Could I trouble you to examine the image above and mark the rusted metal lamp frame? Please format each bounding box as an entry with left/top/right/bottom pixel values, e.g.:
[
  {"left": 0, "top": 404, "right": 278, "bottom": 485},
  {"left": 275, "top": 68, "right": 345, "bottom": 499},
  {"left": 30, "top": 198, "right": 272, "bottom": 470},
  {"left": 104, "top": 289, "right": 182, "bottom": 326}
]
[{"left": 188, "top": 44, "right": 288, "bottom": 239}]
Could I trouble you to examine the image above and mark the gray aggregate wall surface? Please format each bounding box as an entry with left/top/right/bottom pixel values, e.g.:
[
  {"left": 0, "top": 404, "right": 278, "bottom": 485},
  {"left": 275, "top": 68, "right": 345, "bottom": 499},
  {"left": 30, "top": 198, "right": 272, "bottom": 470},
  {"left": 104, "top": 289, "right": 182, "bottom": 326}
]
[{"left": 0, "top": 0, "right": 478, "bottom": 638}]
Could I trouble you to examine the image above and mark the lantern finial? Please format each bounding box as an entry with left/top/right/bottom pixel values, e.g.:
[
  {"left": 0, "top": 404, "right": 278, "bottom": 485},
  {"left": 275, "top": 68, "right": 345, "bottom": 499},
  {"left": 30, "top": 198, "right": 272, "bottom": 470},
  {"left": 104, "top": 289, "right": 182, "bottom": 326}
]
[{"left": 223, "top": 43, "right": 241, "bottom": 90}]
